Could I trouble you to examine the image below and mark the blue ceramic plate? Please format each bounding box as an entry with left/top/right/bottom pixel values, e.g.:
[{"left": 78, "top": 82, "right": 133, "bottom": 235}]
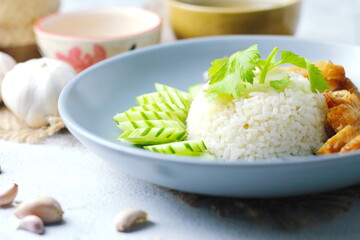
[{"left": 59, "top": 35, "right": 360, "bottom": 197}]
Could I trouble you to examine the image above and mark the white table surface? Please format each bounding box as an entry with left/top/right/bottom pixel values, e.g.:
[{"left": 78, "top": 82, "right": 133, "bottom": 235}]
[{"left": 1, "top": 0, "right": 360, "bottom": 239}]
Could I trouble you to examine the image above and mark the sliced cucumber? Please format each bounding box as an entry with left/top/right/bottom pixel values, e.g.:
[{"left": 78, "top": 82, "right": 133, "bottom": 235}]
[
  {"left": 160, "top": 90, "right": 192, "bottom": 109},
  {"left": 119, "top": 127, "right": 187, "bottom": 145},
  {"left": 113, "top": 111, "right": 182, "bottom": 123},
  {"left": 136, "top": 91, "right": 192, "bottom": 109},
  {"left": 135, "top": 92, "right": 160, "bottom": 105},
  {"left": 188, "top": 83, "right": 204, "bottom": 98},
  {"left": 129, "top": 103, "right": 188, "bottom": 114},
  {"left": 128, "top": 109, "right": 187, "bottom": 122},
  {"left": 117, "top": 120, "right": 185, "bottom": 131},
  {"left": 144, "top": 139, "right": 207, "bottom": 154},
  {"left": 128, "top": 103, "right": 188, "bottom": 122},
  {"left": 155, "top": 83, "right": 193, "bottom": 101}
]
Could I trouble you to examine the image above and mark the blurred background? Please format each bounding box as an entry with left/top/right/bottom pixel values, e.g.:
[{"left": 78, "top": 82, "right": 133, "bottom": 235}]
[
  {"left": 0, "top": 0, "right": 358, "bottom": 63},
  {"left": 59, "top": 0, "right": 358, "bottom": 44}
]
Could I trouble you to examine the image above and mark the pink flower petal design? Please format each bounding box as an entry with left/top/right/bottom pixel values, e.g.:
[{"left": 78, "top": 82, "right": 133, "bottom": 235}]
[
  {"left": 93, "top": 44, "right": 107, "bottom": 63},
  {"left": 56, "top": 52, "right": 69, "bottom": 62},
  {"left": 56, "top": 44, "right": 107, "bottom": 73},
  {"left": 83, "top": 54, "right": 94, "bottom": 68}
]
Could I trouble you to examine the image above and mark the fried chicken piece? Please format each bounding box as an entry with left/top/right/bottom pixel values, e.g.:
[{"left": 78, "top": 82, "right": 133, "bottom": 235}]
[
  {"left": 280, "top": 61, "right": 359, "bottom": 94},
  {"left": 323, "top": 90, "right": 360, "bottom": 108},
  {"left": 327, "top": 104, "right": 360, "bottom": 133},
  {"left": 319, "top": 90, "right": 360, "bottom": 154},
  {"left": 323, "top": 90, "right": 360, "bottom": 133},
  {"left": 340, "top": 135, "right": 360, "bottom": 152},
  {"left": 317, "top": 122, "right": 360, "bottom": 154}
]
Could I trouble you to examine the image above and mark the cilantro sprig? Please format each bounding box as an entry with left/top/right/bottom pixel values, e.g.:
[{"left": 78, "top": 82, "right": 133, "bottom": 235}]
[{"left": 205, "top": 44, "right": 329, "bottom": 100}]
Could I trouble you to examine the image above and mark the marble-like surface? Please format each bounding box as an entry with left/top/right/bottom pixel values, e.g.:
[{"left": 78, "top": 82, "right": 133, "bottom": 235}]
[
  {"left": 1, "top": 132, "right": 360, "bottom": 240},
  {"left": 0, "top": 0, "right": 360, "bottom": 239}
]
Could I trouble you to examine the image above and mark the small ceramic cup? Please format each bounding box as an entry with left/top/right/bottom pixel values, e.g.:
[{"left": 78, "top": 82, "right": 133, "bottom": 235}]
[
  {"left": 165, "top": 0, "right": 302, "bottom": 39},
  {"left": 34, "top": 7, "right": 162, "bottom": 72}
]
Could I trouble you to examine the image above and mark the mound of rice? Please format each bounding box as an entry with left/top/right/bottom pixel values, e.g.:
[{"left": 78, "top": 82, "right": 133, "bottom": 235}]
[{"left": 186, "top": 70, "right": 328, "bottom": 161}]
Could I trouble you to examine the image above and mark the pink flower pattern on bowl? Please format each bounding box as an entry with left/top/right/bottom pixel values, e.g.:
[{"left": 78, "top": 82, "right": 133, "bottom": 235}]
[{"left": 56, "top": 44, "right": 107, "bottom": 73}]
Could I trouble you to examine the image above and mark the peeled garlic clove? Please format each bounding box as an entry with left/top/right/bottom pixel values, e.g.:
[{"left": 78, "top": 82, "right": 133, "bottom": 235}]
[
  {"left": 14, "top": 196, "right": 64, "bottom": 224},
  {"left": 0, "top": 183, "right": 18, "bottom": 207},
  {"left": 17, "top": 215, "right": 45, "bottom": 235},
  {"left": 114, "top": 208, "right": 147, "bottom": 232}
]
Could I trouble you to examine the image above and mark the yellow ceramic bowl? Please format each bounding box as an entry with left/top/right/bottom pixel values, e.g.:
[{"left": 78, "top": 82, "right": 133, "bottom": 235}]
[{"left": 165, "top": 0, "right": 302, "bottom": 39}]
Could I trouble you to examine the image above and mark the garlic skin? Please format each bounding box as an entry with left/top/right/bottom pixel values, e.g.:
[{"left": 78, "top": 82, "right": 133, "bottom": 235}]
[
  {"left": 1, "top": 58, "right": 76, "bottom": 128},
  {"left": 17, "top": 215, "right": 45, "bottom": 235},
  {"left": 0, "top": 51, "right": 16, "bottom": 102},
  {"left": 14, "top": 195, "right": 64, "bottom": 224}
]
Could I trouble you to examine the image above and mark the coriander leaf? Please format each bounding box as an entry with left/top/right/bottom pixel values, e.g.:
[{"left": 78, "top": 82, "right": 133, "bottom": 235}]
[
  {"left": 265, "top": 50, "right": 328, "bottom": 93},
  {"left": 205, "top": 45, "right": 330, "bottom": 101},
  {"left": 205, "top": 44, "right": 260, "bottom": 99},
  {"left": 208, "top": 58, "right": 228, "bottom": 77},
  {"left": 206, "top": 74, "right": 247, "bottom": 100},
  {"left": 277, "top": 51, "right": 307, "bottom": 69},
  {"left": 259, "top": 47, "right": 279, "bottom": 84},
  {"left": 270, "top": 74, "right": 290, "bottom": 91},
  {"left": 306, "top": 60, "right": 329, "bottom": 92}
]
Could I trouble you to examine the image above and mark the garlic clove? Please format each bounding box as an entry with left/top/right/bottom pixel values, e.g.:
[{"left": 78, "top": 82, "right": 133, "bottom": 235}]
[
  {"left": 17, "top": 215, "right": 45, "bottom": 235},
  {"left": 14, "top": 195, "right": 64, "bottom": 224},
  {"left": 0, "top": 183, "right": 18, "bottom": 207},
  {"left": 114, "top": 208, "right": 147, "bottom": 232}
]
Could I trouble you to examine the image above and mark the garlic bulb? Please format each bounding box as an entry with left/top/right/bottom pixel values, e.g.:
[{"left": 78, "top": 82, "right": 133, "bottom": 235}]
[
  {"left": 1, "top": 58, "right": 76, "bottom": 128},
  {"left": 0, "top": 51, "right": 16, "bottom": 102}
]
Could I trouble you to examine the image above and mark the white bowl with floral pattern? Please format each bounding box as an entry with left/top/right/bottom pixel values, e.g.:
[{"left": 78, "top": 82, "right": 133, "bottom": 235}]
[{"left": 34, "top": 7, "right": 162, "bottom": 73}]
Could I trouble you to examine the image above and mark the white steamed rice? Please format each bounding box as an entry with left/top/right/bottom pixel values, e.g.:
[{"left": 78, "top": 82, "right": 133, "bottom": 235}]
[{"left": 186, "top": 70, "right": 328, "bottom": 161}]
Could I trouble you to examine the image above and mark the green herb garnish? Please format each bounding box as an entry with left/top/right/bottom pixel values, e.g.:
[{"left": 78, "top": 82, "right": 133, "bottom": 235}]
[
  {"left": 269, "top": 74, "right": 290, "bottom": 91},
  {"left": 205, "top": 44, "right": 329, "bottom": 100}
]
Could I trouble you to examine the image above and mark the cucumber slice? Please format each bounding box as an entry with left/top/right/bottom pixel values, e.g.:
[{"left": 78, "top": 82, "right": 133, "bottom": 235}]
[
  {"left": 128, "top": 109, "right": 187, "bottom": 122},
  {"left": 130, "top": 103, "right": 188, "bottom": 114},
  {"left": 188, "top": 83, "right": 204, "bottom": 98},
  {"left": 144, "top": 139, "right": 207, "bottom": 154},
  {"left": 129, "top": 103, "right": 188, "bottom": 122},
  {"left": 117, "top": 120, "right": 185, "bottom": 131},
  {"left": 136, "top": 91, "right": 192, "bottom": 109},
  {"left": 113, "top": 111, "right": 182, "bottom": 123},
  {"left": 119, "top": 127, "right": 187, "bottom": 145},
  {"left": 155, "top": 83, "right": 193, "bottom": 101},
  {"left": 135, "top": 92, "right": 160, "bottom": 105},
  {"left": 128, "top": 103, "right": 187, "bottom": 122}
]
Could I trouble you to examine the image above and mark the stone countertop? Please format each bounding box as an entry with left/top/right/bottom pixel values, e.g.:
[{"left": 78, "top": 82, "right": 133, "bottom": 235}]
[{"left": 0, "top": 0, "right": 359, "bottom": 240}]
